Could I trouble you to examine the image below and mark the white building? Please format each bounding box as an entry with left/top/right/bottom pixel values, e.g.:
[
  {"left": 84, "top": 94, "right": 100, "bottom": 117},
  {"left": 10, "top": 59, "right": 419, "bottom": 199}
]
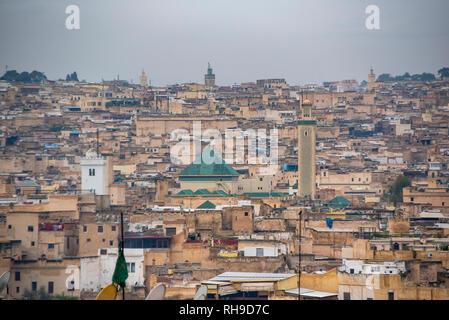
[
  {"left": 339, "top": 259, "right": 406, "bottom": 275},
  {"left": 80, "top": 248, "right": 145, "bottom": 292},
  {"left": 81, "top": 148, "right": 107, "bottom": 195},
  {"left": 243, "top": 246, "right": 278, "bottom": 257}
]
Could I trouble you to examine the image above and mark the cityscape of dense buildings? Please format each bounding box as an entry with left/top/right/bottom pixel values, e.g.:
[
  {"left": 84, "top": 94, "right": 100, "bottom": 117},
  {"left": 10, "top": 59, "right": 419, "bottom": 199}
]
[{"left": 0, "top": 64, "right": 449, "bottom": 300}]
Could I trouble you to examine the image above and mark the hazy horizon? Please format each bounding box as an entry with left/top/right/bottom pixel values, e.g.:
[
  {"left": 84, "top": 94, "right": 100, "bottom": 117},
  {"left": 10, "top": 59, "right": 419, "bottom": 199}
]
[{"left": 0, "top": 0, "right": 448, "bottom": 86}]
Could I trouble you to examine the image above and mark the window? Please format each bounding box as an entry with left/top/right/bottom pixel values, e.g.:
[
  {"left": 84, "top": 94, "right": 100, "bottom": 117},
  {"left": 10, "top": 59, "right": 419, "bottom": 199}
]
[
  {"left": 350, "top": 269, "right": 354, "bottom": 274},
  {"left": 83, "top": 225, "right": 87, "bottom": 232},
  {"left": 16, "top": 287, "right": 20, "bottom": 293},
  {"left": 98, "top": 226, "right": 103, "bottom": 233},
  {"left": 343, "top": 292, "right": 351, "bottom": 300},
  {"left": 89, "top": 168, "right": 96, "bottom": 176},
  {"left": 28, "top": 226, "right": 34, "bottom": 232},
  {"left": 112, "top": 226, "right": 116, "bottom": 231},
  {"left": 256, "top": 248, "right": 264, "bottom": 257},
  {"left": 31, "top": 241, "right": 35, "bottom": 247},
  {"left": 244, "top": 212, "right": 249, "bottom": 216},
  {"left": 166, "top": 227, "right": 176, "bottom": 236},
  {"left": 109, "top": 240, "right": 113, "bottom": 246},
  {"left": 410, "top": 197, "right": 414, "bottom": 202},
  {"left": 32, "top": 282, "right": 37, "bottom": 291},
  {"left": 304, "top": 130, "right": 308, "bottom": 136},
  {"left": 100, "top": 249, "right": 107, "bottom": 255},
  {"left": 102, "top": 238, "right": 105, "bottom": 242},
  {"left": 8, "top": 225, "right": 11, "bottom": 229},
  {"left": 388, "top": 291, "right": 394, "bottom": 300},
  {"left": 87, "top": 238, "right": 91, "bottom": 242},
  {"left": 48, "top": 282, "right": 54, "bottom": 294},
  {"left": 127, "top": 263, "right": 135, "bottom": 273},
  {"left": 48, "top": 243, "right": 54, "bottom": 249},
  {"left": 15, "top": 272, "right": 20, "bottom": 281}
]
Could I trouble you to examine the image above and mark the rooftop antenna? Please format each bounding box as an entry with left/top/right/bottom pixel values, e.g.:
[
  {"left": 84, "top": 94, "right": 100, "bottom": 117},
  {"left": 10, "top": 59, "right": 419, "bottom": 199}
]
[{"left": 145, "top": 283, "right": 166, "bottom": 300}]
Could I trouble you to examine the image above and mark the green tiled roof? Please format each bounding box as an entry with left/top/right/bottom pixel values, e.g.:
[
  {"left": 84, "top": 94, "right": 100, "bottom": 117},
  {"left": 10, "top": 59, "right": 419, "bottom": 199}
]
[
  {"left": 212, "top": 190, "right": 228, "bottom": 196},
  {"left": 180, "top": 149, "right": 239, "bottom": 177},
  {"left": 175, "top": 189, "right": 229, "bottom": 197},
  {"left": 297, "top": 120, "right": 316, "bottom": 125},
  {"left": 242, "top": 192, "right": 290, "bottom": 198},
  {"left": 176, "top": 189, "right": 194, "bottom": 195},
  {"left": 197, "top": 200, "right": 216, "bottom": 209},
  {"left": 194, "top": 189, "right": 212, "bottom": 195},
  {"left": 327, "top": 196, "right": 351, "bottom": 208}
]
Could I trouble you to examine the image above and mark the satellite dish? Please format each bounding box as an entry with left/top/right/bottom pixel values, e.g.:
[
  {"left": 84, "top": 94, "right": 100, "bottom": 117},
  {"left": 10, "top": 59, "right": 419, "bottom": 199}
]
[
  {"left": 193, "top": 285, "right": 208, "bottom": 300},
  {"left": 95, "top": 284, "right": 118, "bottom": 300},
  {"left": 145, "top": 283, "right": 166, "bottom": 300},
  {"left": 0, "top": 271, "right": 10, "bottom": 293}
]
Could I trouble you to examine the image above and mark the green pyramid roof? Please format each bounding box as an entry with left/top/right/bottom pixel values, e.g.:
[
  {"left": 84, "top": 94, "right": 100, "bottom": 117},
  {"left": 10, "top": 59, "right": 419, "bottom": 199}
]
[
  {"left": 327, "top": 196, "right": 351, "bottom": 208},
  {"left": 197, "top": 200, "right": 216, "bottom": 209},
  {"left": 180, "top": 149, "right": 239, "bottom": 177},
  {"left": 212, "top": 190, "right": 228, "bottom": 196},
  {"left": 194, "top": 189, "right": 212, "bottom": 195}
]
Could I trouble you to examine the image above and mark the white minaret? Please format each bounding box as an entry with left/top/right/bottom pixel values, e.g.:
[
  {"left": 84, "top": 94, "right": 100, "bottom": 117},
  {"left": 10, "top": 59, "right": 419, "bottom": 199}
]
[{"left": 81, "top": 148, "right": 107, "bottom": 195}]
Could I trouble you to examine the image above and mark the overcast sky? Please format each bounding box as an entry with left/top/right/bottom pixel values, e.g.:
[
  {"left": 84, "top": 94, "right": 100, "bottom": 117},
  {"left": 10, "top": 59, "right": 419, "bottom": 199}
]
[{"left": 0, "top": 0, "right": 448, "bottom": 86}]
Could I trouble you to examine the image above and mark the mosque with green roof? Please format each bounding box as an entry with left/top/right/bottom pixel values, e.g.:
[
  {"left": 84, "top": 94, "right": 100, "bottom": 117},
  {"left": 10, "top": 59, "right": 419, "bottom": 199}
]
[{"left": 178, "top": 148, "right": 240, "bottom": 195}]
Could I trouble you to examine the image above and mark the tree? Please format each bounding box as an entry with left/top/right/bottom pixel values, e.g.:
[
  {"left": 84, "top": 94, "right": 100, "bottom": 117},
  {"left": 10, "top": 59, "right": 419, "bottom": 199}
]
[
  {"left": 377, "top": 73, "right": 392, "bottom": 82},
  {"left": 65, "top": 71, "right": 79, "bottom": 82},
  {"left": 0, "top": 70, "right": 19, "bottom": 81},
  {"left": 0, "top": 70, "right": 46, "bottom": 83},
  {"left": 71, "top": 72, "right": 79, "bottom": 81},
  {"left": 438, "top": 67, "right": 449, "bottom": 79},
  {"left": 389, "top": 174, "right": 411, "bottom": 206}
]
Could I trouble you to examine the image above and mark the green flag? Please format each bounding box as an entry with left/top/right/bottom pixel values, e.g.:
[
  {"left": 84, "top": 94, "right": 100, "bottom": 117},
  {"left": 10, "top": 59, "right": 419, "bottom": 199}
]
[{"left": 112, "top": 240, "right": 128, "bottom": 288}]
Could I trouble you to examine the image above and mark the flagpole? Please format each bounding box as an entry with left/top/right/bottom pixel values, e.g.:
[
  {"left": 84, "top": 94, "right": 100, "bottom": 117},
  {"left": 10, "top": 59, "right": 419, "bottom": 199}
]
[{"left": 121, "top": 211, "right": 125, "bottom": 301}]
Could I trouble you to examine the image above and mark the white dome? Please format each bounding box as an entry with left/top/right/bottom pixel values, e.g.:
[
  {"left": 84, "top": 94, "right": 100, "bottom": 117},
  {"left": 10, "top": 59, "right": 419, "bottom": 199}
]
[{"left": 85, "top": 148, "right": 101, "bottom": 159}]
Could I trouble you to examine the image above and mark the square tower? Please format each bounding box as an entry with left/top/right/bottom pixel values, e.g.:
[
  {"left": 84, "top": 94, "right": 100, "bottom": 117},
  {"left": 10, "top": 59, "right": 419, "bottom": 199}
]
[
  {"left": 81, "top": 149, "right": 107, "bottom": 195},
  {"left": 204, "top": 63, "right": 215, "bottom": 88},
  {"left": 297, "top": 99, "right": 316, "bottom": 199}
]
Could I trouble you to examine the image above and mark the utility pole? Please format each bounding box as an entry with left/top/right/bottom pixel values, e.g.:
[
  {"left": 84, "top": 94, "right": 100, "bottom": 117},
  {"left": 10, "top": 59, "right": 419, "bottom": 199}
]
[
  {"left": 297, "top": 209, "right": 302, "bottom": 301},
  {"left": 121, "top": 211, "right": 125, "bottom": 301}
]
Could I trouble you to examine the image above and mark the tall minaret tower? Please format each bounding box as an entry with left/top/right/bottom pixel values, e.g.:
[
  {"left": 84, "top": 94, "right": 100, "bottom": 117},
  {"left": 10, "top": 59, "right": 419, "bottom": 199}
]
[
  {"left": 367, "top": 67, "right": 376, "bottom": 90},
  {"left": 204, "top": 63, "right": 215, "bottom": 88},
  {"left": 297, "top": 99, "right": 316, "bottom": 199},
  {"left": 140, "top": 70, "right": 148, "bottom": 88}
]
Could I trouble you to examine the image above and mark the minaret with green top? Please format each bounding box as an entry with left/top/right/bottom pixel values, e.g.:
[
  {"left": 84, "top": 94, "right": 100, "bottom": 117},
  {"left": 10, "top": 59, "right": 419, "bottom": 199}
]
[
  {"left": 204, "top": 62, "right": 215, "bottom": 88},
  {"left": 297, "top": 99, "right": 316, "bottom": 199}
]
